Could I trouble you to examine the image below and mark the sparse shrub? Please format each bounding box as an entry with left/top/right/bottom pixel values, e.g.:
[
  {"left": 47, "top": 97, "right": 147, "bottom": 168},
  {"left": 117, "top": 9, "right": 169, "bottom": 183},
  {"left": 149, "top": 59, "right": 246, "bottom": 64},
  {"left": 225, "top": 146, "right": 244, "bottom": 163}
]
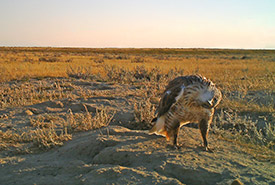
[
  {"left": 0, "top": 81, "right": 75, "bottom": 108},
  {"left": 131, "top": 57, "right": 146, "bottom": 63},
  {"left": 9, "top": 57, "right": 17, "bottom": 62},
  {"left": 66, "top": 66, "right": 98, "bottom": 80},
  {"left": 133, "top": 65, "right": 150, "bottom": 80},
  {"left": 102, "top": 65, "right": 184, "bottom": 84},
  {"left": 39, "top": 57, "right": 60, "bottom": 62},
  {"left": 104, "top": 65, "right": 133, "bottom": 83},
  {"left": 133, "top": 65, "right": 164, "bottom": 82},
  {"left": 65, "top": 58, "right": 73, "bottom": 62},
  {"left": 133, "top": 98, "right": 156, "bottom": 130},
  {"left": 32, "top": 125, "right": 72, "bottom": 149},
  {"left": 103, "top": 65, "right": 152, "bottom": 83},
  {"left": 116, "top": 55, "right": 129, "bottom": 60},
  {"left": 241, "top": 55, "right": 249, "bottom": 60},
  {"left": 0, "top": 129, "right": 33, "bottom": 151},
  {"left": 29, "top": 116, "right": 72, "bottom": 149},
  {"left": 66, "top": 106, "right": 115, "bottom": 132},
  {"left": 28, "top": 106, "right": 115, "bottom": 149},
  {"left": 0, "top": 130, "right": 21, "bottom": 150},
  {"left": 212, "top": 110, "right": 275, "bottom": 150},
  {"left": 264, "top": 123, "right": 275, "bottom": 149},
  {"left": 21, "top": 57, "right": 34, "bottom": 63},
  {"left": 30, "top": 116, "right": 53, "bottom": 128},
  {"left": 103, "top": 54, "right": 115, "bottom": 59},
  {"left": 93, "top": 58, "right": 105, "bottom": 64},
  {"left": 155, "top": 55, "right": 169, "bottom": 60}
]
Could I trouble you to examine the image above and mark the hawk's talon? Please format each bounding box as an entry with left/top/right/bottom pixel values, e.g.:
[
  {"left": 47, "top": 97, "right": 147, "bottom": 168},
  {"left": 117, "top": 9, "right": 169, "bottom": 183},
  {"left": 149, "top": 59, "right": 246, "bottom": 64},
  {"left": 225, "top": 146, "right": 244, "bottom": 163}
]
[{"left": 173, "top": 144, "right": 182, "bottom": 150}]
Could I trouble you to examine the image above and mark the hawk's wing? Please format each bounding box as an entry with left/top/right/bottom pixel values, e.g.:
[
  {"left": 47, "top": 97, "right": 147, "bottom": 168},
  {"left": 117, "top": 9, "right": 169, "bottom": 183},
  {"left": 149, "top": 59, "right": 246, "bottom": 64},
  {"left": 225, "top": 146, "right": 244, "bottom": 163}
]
[
  {"left": 157, "top": 85, "right": 183, "bottom": 117},
  {"left": 157, "top": 75, "right": 204, "bottom": 117}
]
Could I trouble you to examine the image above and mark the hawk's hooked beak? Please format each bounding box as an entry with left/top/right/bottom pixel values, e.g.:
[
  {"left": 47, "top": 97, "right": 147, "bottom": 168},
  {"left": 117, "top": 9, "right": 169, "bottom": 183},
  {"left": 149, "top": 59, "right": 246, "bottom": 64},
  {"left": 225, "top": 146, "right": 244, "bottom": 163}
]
[{"left": 201, "top": 100, "right": 213, "bottom": 109}]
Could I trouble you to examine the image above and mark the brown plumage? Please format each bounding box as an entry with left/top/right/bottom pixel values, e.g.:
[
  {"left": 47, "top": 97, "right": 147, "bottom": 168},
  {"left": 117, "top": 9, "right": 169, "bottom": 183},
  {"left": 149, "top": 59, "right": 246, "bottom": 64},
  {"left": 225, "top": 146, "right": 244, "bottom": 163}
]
[{"left": 149, "top": 75, "right": 222, "bottom": 151}]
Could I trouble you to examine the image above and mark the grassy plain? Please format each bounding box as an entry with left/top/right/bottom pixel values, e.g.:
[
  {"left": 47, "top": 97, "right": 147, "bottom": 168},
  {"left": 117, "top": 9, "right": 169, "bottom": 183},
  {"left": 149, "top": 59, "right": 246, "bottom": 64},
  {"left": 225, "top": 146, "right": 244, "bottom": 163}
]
[
  {"left": 0, "top": 47, "right": 274, "bottom": 155},
  {"left": 0, "top": 48, "right": 274, "bottom": 88},
  {"left": 1, "top": 47, "right": 274, "bottom": 111}
]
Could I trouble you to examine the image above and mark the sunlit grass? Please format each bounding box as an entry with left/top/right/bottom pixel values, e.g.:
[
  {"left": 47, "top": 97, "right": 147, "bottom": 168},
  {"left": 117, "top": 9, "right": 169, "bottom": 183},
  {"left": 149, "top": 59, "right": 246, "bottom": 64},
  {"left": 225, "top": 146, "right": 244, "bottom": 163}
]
[
  {"left": 0, "top": 47, "right": 274, "bottom": 154},
  {"left": 1, "top": 47, "right": 274, "bottom": 92},
  {"left": 1, "top": 47, "right": 274, "bottom": 113}
]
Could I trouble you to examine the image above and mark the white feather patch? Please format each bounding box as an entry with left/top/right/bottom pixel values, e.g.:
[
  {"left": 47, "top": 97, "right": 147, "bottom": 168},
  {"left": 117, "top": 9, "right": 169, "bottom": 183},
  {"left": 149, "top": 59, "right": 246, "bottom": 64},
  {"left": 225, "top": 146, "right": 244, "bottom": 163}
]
[
  {"left": 153, "top": 116, "right": 166, "bottom": 136},
  {"left": 175, "top": 85, "right": 185, "bottom": 101}
]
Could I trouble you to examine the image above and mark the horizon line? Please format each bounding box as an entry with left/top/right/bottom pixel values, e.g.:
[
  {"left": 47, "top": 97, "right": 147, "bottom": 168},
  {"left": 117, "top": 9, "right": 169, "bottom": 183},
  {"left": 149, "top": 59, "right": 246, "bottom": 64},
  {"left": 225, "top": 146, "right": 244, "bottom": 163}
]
[{"left": 1, "top": 45, "right": 274, "bottom": 51}]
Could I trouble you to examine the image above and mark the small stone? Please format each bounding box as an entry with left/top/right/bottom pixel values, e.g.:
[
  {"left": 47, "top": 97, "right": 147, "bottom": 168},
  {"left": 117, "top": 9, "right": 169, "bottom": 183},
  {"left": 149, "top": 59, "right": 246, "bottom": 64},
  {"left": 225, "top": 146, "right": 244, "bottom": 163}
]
[
  {"left": 46, "top": 107, "right": 63, "bottom": 113},
  {"left": 25, "top": 110, "right": 33, "bottom": 116},
  {"left": 28, "top": 108, "right": 43, "bottom": 114}
]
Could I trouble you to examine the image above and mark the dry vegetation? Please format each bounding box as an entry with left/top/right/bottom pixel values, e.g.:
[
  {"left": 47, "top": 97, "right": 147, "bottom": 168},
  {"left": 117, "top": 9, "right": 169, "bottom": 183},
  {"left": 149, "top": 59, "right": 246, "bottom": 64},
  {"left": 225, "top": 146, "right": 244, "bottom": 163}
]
[{"left": 0, "top": 47, "right": 274, "bottom": 156}]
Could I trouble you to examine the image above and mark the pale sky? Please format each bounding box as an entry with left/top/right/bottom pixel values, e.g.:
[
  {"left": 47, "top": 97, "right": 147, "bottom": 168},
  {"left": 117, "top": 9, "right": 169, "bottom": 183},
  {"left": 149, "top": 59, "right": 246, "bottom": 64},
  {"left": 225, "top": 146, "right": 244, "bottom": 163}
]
[{"left": 0, "top": 0, "right": 274, "bottom": 48}]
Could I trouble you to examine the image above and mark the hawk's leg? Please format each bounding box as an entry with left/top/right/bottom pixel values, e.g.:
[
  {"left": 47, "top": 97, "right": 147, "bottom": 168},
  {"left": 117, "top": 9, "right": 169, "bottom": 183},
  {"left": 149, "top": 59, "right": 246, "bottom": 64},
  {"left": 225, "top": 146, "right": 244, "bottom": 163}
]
[
  {"left": 199, "top": 119, "right": 212, "bottom": 152},
  {"left": 165, "top": 120, "right": 181, "bottom": 149},
  {"left": 173, "top": 126, "right": 181, "bottom": 149},
  {"left": 171, "top": 120, "right": 181, "bottom": 149}
]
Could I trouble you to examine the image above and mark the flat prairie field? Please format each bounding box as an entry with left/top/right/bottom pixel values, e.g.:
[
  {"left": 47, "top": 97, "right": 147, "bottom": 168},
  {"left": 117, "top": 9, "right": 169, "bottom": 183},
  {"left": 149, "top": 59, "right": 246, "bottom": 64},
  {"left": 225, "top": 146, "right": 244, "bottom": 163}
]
[
  {"left": 1, "top": 47, "right": 274, "bottom": 89},
  {"left": 1, "top": 47, "right": 274, "bottom": 111}
]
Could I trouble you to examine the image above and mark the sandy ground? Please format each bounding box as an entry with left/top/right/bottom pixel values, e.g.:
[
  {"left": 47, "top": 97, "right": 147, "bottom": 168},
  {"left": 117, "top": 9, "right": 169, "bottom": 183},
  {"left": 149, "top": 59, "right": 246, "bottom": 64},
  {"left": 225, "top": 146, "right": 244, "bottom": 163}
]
[
  {"left": 1, "top": 125, "right": 274, "bottom": 185},
  {"left": 0, "top": 79, "right": 274, "bottom": 185}
]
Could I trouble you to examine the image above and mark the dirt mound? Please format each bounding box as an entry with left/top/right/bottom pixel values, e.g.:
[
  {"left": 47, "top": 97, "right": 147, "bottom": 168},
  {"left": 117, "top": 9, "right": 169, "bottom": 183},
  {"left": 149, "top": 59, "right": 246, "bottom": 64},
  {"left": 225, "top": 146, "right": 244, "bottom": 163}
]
[{"left": 1, "top": 126, "right": 274, "bottom": 185}]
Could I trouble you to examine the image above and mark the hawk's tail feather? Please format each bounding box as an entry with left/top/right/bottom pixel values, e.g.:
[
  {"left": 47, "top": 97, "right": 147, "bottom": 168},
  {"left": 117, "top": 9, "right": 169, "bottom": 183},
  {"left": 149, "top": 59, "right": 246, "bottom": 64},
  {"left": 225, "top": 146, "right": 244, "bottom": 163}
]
[
  {"left": 148, "top": 116, "right": 166, "bottom": 137},
  {"left": 148, "top": 117, "right": 158, "bottom": 134},
  {"left": 148, "top": 124, "right": 157, "bottom": 134}
]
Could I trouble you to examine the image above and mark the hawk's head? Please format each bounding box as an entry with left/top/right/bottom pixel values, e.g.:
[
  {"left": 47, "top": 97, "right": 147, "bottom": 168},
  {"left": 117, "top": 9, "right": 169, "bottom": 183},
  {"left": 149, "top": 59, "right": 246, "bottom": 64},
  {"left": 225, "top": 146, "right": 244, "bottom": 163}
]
[{"left": 184, "top": 80, "right": 222, "bottom": 109}]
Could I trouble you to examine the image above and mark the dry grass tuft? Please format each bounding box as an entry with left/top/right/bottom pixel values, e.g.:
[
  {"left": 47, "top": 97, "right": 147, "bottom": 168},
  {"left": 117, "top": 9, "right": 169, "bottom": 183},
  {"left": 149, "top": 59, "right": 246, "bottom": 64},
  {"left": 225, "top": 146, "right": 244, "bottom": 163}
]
[
  {"left": 212, "top": 110, "right": 275, "bottom": 150},
  {"left": 131, "top": 57, "right": 146, "bottom": 63},
  {"left": 29, "top": 106, "right": 115, "bottom": 149},
  {"left": 0, "top": 80, "right": 75, "bottom": 108},
  {"left": 93, "top": 58, "right": 105, "bottom": 64},
  {"left": 32, "top": 124, "right": 72, "bottom": 149},
  {"left": 39, "top": 57, "right": 60, "bottom": 62},
  {"left": 66, "top": 105, "right": 115, "bottom": 132},
  {"left": 133, "top": 98, "right": 156, "bottom": 130},
  {"left": 0, "top": 106, "right": 115, "bottom": 151}
]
